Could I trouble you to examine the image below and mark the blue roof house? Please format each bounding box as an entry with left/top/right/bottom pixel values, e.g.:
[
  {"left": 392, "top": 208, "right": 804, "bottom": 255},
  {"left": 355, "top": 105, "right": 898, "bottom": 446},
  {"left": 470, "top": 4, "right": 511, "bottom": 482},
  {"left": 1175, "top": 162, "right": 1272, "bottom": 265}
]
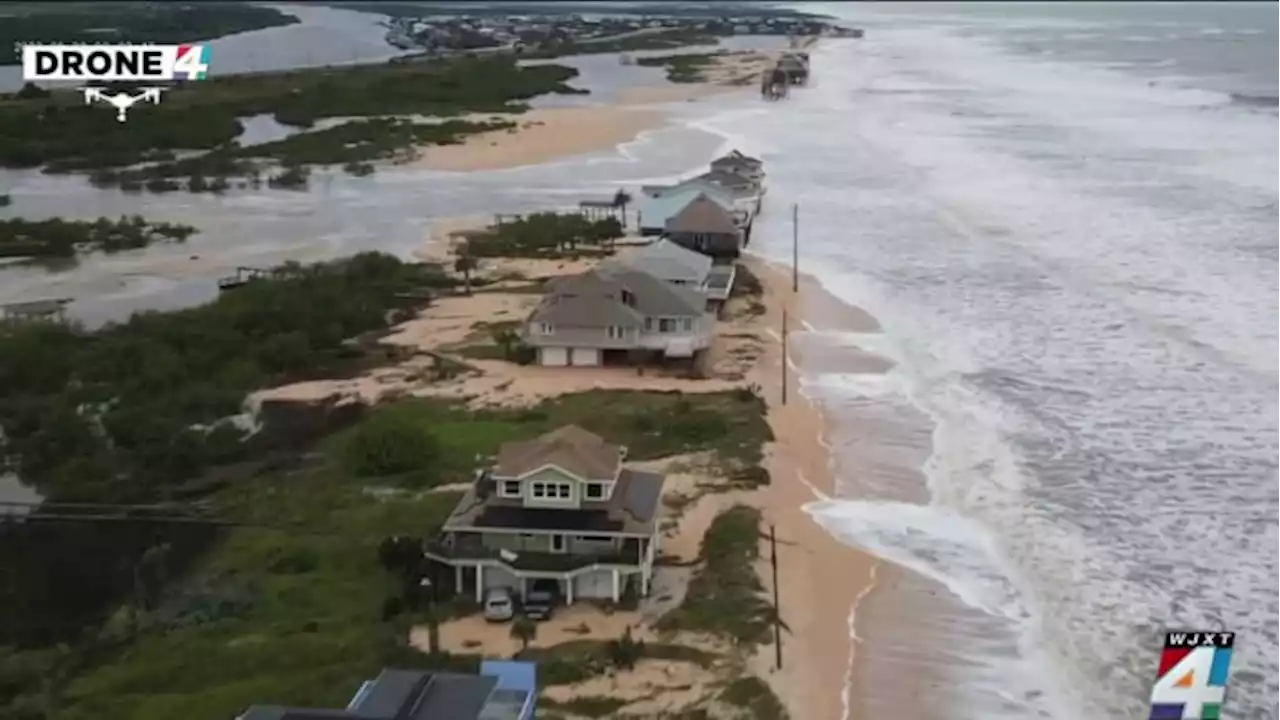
[
  {"left": 636, "top": 183, "right": 742, "bottom": 237},
  {"left": 235, "top": 661, "right": 538, "bottom": 720}
]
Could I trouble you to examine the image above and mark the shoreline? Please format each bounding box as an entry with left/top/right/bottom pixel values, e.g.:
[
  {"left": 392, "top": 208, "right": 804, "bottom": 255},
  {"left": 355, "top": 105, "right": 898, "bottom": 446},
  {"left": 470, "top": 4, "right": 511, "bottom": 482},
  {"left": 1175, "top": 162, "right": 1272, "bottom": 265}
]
[{"left": 745, "top": 259, "right": 886, "bottom": 720}]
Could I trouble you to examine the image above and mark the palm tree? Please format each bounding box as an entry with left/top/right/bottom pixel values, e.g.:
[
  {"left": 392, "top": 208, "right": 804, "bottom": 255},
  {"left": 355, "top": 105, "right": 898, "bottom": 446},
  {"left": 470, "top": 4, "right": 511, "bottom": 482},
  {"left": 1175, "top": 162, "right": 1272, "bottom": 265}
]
[
  {"left": 492, "top": 328, "right": 520, "bottom": 361},
  {"left": 454, "top": 248, "right": 477, "bottom": 295},
  {"left": 511, "top": 616, "right": 537, "bottom": 653},
  {"left": 612, "top": 189, "right": 632, "bottom": 230}
]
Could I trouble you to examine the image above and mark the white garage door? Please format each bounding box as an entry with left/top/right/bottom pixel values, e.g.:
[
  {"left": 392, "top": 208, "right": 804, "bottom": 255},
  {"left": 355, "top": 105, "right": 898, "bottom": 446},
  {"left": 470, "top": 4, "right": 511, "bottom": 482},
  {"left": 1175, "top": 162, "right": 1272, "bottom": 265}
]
[
  {"left": 540, "top": 347, "right": 568, "bottom": 367},
  {"left": 573, "top": 569, "right": 615, "bottom": 600},
  {"left": 570, "top": 348, "right": 600, "bottom": 367}
]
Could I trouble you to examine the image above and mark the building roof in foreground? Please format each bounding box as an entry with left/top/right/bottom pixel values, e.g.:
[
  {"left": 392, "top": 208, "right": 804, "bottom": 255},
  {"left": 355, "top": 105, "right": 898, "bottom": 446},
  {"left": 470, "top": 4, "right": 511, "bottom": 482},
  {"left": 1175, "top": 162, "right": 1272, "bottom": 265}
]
[
  {"left": 494, "top": 425, "right": 622, "bottom": 481},
  {"left": 237, "top": 667, "right": 533, "bottom": 720},
  {"left": 606, "top": 238, "right": 714, "bottom": 284}
]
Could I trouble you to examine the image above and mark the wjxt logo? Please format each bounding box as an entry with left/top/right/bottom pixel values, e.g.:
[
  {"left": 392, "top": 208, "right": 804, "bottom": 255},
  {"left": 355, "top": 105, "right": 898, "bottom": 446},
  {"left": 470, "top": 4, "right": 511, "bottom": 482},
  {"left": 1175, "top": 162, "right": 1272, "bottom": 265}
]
[{"left": 80, "top": 86, "right": 166, "bottom": 122}]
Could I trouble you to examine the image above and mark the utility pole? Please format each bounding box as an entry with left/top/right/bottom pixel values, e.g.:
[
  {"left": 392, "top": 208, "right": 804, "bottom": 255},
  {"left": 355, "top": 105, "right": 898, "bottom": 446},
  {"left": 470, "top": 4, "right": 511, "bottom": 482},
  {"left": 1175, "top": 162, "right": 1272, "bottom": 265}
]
[
  {"left": 770, "top": 523, "right": 782, "bottom": 670},
  {"left": 780, "top": 310, "right": 788, "bottom": 406},
  {"left": 791, "top": 203, "right": 799, "bottom": 292}
]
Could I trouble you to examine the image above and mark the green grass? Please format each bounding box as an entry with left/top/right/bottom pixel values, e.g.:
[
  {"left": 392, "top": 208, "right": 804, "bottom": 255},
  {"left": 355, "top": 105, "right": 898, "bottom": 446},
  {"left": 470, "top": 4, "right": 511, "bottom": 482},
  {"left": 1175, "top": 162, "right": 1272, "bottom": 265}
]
[
  {"left": 54, "top": 460, "right": 464, "bottom": 720},
  {"left": 635, "top": 52, "right": 722, "bottom": 83},
  {"left": 452, "top": 343, "right": 507, "bottom": 361},
  {"left": 721, "top": 676, "right": 789, "bottom": 720},
  {"left": 657, "top": 505, "right": 776, "bottom": 647},
  {"left": 330, "top": 388, "right": 772, "bottom": 482},
  {"left": 540, "top": 695, "right": 628, "bottom": 718}
]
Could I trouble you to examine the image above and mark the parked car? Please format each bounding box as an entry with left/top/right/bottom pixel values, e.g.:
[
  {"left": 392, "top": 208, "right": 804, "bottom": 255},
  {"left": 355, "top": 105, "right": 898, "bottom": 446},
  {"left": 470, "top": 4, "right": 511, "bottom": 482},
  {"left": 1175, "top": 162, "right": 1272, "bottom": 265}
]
[
  {"left": 482, "top": 586, "right": 516, "bottom": 622},
  {"left": 522, "top": 579, "right": 559, "bottom": 621}
]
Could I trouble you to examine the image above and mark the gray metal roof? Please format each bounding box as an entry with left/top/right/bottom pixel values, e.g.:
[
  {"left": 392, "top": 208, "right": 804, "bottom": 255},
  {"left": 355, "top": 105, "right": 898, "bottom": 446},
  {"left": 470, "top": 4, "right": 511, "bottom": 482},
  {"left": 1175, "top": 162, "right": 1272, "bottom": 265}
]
[
  {"left": 529, "top": 272, "right": 645, "bottom": 328},
  {"left": 607, "top": 239, "right": 713, "bottom": 284},
  {"left": 531, "top": 266, "right": 705, "bottom": 329},
  {"left": 596, "top": 266, "right": 706, "bottom": 317},
  {"left": 236, "top": 670, "right": 500, "bottom": 720}
]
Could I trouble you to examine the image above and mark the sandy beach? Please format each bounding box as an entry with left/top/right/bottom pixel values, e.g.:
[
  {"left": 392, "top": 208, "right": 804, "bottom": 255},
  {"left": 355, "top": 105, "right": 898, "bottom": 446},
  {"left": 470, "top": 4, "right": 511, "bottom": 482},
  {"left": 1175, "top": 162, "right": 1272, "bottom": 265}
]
[
  {"left": 408, "top": 49, "right": 778, "bottom": 173},
  {"left": 408, "top": 106, "right": 667, "bottom": 172}
]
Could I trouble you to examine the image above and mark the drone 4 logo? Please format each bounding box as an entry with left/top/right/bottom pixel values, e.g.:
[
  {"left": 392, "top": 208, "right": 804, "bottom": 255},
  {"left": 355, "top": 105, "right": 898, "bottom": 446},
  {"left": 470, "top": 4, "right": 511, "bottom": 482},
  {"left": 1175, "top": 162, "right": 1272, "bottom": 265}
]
[{"left": 80, "top": 86, "right": 165, "bottom": 122}]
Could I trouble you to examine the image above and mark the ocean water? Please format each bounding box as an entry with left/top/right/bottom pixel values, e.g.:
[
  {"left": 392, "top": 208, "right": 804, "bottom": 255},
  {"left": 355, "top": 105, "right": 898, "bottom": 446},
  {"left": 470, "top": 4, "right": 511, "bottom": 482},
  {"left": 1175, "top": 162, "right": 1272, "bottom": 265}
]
[{"left": 676, "top": 3, "right": 1277, "bottom": 719}]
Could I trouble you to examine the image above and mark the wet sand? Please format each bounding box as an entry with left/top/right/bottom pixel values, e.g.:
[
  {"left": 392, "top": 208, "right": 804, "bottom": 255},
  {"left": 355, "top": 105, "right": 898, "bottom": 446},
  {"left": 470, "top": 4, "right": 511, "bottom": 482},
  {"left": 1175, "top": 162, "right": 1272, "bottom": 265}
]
[
  {"left": 408, "top": 106, "right": 667, "bottom": 172},
  {"left": 744, "top": 260, "right": 888, "bottom": 720}
]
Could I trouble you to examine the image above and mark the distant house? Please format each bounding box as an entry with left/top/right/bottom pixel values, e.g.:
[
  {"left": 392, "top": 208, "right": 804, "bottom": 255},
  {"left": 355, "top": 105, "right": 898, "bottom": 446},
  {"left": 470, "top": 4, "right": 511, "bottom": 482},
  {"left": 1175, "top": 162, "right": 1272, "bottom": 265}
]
[
  {"left": 520, "top": 265, "right": 714, "bottom": 366},
  {"left": 1, "top": 298, "right": 70, "bottom": 326},
  {"left": 664, "top": 194, "right": 744, "bottom": 260},
  {"left": 236, "top": 662, "right": 537, "bottom": 720},
  {"left": 425, "top": 426, "right": 665, "bottom": 605},
  {"left": 777, "top": 53, "right": 809, "bottom": 85},
  {"left": 606, "top": 238, "right": 737, "bottom": 314},
  {"left": 709, "top": 149, "right": 764, "bottom": 182},
  {"left": 635, "top": 183, "right": 743, "bottom": 236},
  {"left": 694, "top": 168, "right": 760, "bottom": 196}
]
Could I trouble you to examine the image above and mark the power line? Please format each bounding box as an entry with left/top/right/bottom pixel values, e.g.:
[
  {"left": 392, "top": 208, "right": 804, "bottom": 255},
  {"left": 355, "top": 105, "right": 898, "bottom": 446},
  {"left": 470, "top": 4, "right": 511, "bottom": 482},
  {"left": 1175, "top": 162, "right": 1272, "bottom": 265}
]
[{"left": 0, "top": 500, "right": 322, "bottom": 535}]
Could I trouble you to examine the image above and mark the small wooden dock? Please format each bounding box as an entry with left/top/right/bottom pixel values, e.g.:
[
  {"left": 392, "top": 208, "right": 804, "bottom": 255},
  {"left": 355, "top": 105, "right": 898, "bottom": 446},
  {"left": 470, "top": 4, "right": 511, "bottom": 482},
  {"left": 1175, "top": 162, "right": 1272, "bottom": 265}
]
[
  {"left": 216, "top": 266, "right": 298, "bottom": 291},
  {"left": 1, "top": 298, "right": 73, "bottom": 326}
]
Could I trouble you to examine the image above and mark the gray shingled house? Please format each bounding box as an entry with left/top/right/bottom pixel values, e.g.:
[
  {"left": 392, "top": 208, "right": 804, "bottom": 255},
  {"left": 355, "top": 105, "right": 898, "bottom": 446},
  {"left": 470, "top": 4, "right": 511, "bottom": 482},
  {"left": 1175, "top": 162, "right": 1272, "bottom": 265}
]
[
  {"left": 604, "top": 238, "right": 737, "bottom": 314},
  {"left": 424, "top": 426, "right": 665, "bottom": 605},
  {"left": 520, "top": 265, "right": 713, "bottom": 367},
  {"left": 664, "top": 193, "right": 745, "bottom": 260},
  {"left": 709, "top": 149, "right": 764, "bottom": 182}
]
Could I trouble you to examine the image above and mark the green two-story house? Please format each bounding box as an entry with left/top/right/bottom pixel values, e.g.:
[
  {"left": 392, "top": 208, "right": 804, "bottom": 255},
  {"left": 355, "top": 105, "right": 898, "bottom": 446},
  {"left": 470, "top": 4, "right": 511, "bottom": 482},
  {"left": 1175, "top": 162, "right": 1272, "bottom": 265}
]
[{"left": 425, "top": 426, "right": 665, "bottom": 605}]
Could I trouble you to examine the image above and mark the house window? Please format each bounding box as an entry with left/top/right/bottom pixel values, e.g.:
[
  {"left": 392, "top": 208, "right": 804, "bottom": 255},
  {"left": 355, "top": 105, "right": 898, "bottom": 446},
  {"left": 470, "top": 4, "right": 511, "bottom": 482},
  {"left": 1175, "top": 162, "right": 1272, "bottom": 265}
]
[
  {"left": 531, "top": 482, "right": 572, "bottom": 500},
  {"left": 681, "top": 318, "right": 693, "bottom": 332},
  {"left": 500, "top": 480, "right": 522, "bottom": 498},
  {"left": 621, "top": 290, "right": 636, "bottom": 306},
  {"left": 584, "top": 482, "right": 609, "bottom": 500},
  {"left": 539, "top": 323, "right": 554, "bottom": 335},
  {"left": 578, "top": 535, "right": 612, "bottom": 543},
  {"left": 644, "top": 318, "right": 653, "bottom": 331},
  {"left": 607, "top": 326, "right": 625, "bottom": 340},
  {"left": 658, "top": 318, "right": 674, "bottom": 333},
  {"left": 550, "top": 534, "right": 566, "bottom": 553}
]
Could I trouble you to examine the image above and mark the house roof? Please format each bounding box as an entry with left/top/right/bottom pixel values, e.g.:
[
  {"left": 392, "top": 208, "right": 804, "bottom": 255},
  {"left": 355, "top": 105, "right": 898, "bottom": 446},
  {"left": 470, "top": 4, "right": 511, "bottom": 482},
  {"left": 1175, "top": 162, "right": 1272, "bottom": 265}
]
[
  {"left": 531, "top": 266, "right": 705, "bottom": 328},
  {"left": 711, "top": 149, "right": 762, "bottom": 169},
  {"left": 636, "top": 183, "right": 734, "bottom": 229},
  {"left": 777, "top": 55, "right": 807, "bottom": 72},
  {"left": 608, "top": 238, "right": 713, "bottom": 283},
  {"left": 494, "top": 425, "right": 622, "bottom": 481},
  {"left": 529, "top": 273, "right": 645, "bottom": 329},
  {"left": 444, "top": 468, "right": 667, "bottom": 536},
  {"left": 597, "top": 266, "right": 706, "bottom": 316},
  {"left": 238, "top": 669, "right": 501, "bottom": 720},
  {"left": 665, "top": 194, "right": 741, "bottom": 235}
]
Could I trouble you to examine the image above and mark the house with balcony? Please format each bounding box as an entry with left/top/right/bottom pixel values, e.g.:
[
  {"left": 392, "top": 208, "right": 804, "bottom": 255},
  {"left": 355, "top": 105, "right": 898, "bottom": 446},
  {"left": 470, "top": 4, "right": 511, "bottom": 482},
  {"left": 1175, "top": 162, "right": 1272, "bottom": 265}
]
[
  {"left": 604, "top": 238, "right": 737, "bottom": 315},
  {"left": 424, "top": 426, "right": 665, "bottom": 605},
  {"left": 236, "top": 661, "right": 537, "bottom": 720},
  {"left": 709, "top": 149, "right": 765, "bottom": 183},
  {"left": 520, "top": 265, "right": 714, "bottom": 367}
]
